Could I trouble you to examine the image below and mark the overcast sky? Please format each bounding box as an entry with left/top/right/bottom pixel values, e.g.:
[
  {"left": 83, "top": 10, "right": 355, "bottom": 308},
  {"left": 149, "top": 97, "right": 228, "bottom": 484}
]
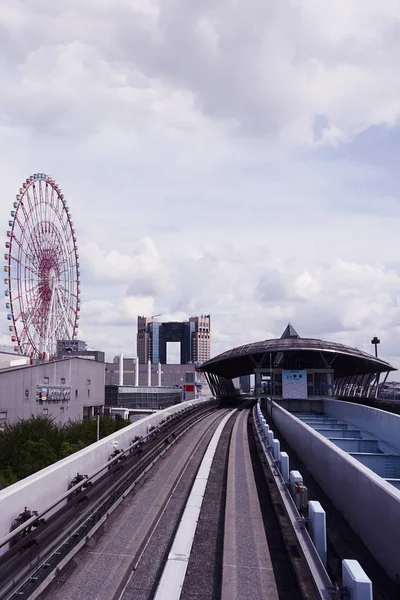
[{"left": 1, "top": 0, "right": 400, "bottom": 369}]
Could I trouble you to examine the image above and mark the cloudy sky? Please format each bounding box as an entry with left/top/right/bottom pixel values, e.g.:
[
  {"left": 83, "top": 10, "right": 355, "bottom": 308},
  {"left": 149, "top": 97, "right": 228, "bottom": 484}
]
[{"left": 1, "top": 0, "right": 400, "bottom": 369}]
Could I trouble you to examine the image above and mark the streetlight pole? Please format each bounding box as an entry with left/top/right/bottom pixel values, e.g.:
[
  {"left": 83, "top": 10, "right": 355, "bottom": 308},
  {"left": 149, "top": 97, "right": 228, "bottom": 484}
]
[{"left": 371, "top": 336, "right": 380, "bottom": 358}]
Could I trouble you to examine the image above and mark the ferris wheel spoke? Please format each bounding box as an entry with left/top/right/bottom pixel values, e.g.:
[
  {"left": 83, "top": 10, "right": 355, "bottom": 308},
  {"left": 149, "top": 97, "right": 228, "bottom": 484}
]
[
  {"left": 11, "top": 258, "right": 40, "bottom": 277},
  {"left": 21, "top": 281, "right": 42, "bottom": 298},
  {"left": 55, "top": 286, "right": 72, "bottom": 333},
  {"left": 13, "top": 219, "right": 40, "bottom": 266},
  {"left": 17, "top": 296, "right": 41, "bottom": 343},
  {"left": 24, "top": 186, "right": 34, "bottom": 212},
  {"left": 18, "top": 289, "right": 42, "bottom": 320}
]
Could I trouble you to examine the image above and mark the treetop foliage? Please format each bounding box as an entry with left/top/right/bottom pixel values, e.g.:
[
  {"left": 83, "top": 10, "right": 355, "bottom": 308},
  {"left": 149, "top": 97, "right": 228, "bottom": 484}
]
[{"left": 0, "top": 416, "right": 129, "bottom": 488}]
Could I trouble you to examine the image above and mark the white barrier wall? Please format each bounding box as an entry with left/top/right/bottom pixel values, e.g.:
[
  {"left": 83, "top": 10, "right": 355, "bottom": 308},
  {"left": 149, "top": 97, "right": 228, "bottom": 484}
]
[
  {"left": 324, "top": 399, "right": 400, "bottom": 452},
  {"left": 269, "top": 402, "right": 400, "bottom": 581},
  {"left": 0, "top": 398, "right": 213, "bottom": 542}
]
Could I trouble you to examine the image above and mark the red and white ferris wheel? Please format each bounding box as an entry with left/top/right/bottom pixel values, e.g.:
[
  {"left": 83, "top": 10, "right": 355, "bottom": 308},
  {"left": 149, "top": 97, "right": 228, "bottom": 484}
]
[{"left": 4, "top": 173, "right": 80, "bottom": 361}]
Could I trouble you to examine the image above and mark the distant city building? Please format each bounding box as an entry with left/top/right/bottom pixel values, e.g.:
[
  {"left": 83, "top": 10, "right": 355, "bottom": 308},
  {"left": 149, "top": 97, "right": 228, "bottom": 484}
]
[
  {"left": 0, "top": 357, "right": 105, "bottom": 426},
  {"left": 56, "top": 339, "right": 105, "bottom": 362},
  {"left": 57, "top": 339, "right": 87, "bottom": 355},
  {"left": 137, "top": 315, "right": 211, "bottom": 365},
  {"left": 105, "top": 358, "right": 198, "bottom": 389},
  {"left": 105, "top": 385, "right": 182, "bottom": 411}
]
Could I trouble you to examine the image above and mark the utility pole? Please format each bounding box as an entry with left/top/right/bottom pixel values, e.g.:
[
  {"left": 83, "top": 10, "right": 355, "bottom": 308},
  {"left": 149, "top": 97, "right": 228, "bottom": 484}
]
[{"left": 371, "top": 336, "right": 380, "bottom": 358}]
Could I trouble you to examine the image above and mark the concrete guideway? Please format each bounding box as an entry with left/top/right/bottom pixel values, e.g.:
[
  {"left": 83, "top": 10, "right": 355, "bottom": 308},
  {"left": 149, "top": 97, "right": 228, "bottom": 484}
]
[
  {"left": 221, "top": 409, "right": 279, "bottom": 600},
  {"left": 153, "top": 409, "right": 237, "bottom": 600},
  {"left": 38, "top": 409, "right": 228, "bottom": 600}
]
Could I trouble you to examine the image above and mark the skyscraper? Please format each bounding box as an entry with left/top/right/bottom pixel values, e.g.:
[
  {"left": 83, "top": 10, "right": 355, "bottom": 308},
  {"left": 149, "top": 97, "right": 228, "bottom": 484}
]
[{"left": 137, "top": 315, "right": 211, "bottom": 365}]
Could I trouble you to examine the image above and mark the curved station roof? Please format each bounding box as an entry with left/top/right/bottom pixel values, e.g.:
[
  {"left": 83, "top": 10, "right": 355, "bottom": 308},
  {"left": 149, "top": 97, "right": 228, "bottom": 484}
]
[{"left": 200, "top": 324, "right": 396, "bottom": 380}]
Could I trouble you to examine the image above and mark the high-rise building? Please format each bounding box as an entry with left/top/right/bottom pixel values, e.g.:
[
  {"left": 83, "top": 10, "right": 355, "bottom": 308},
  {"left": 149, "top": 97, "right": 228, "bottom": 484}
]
[{"left": 137, "top": 315, "right": 211, "bottom": 365}]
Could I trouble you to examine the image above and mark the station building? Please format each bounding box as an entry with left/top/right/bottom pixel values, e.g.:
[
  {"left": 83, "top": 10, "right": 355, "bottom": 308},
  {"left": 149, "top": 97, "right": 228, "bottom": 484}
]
[
  {"left": 200, "top": 324, "right": 396, "bottom": 404},
  {"left": 0, "top": 357, "right": 105, "bottom": 427}
]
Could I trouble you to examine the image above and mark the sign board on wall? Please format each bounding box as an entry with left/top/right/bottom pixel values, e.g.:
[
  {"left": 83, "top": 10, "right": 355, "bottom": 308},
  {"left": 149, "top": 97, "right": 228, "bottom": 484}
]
[
  {"left": 37, "top": 387, "right": 71, "bottom": 403},
  {"left": 282, "top": 370, "right": 308, "bottom": 399}
]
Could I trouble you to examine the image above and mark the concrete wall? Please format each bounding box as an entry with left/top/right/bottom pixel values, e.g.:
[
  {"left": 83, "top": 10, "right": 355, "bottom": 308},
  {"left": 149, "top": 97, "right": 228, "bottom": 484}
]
[
  {"left": 324, "top": 399, "right": 400, "bottom": 452},
  {"left": 269, "top": 402, "right": 400, "bottom": 581},
  {"left": 0, "top": 398, "right": 212, "bottom": 545},
  {"left": 0, "top": 358, "right": 104, "bottom": 426}
]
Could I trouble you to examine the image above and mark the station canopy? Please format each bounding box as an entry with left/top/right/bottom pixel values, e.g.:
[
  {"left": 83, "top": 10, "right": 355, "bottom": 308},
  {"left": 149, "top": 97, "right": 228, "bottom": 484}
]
[{"left": 200, "top": 324, "right": 396, "bottom": 379}]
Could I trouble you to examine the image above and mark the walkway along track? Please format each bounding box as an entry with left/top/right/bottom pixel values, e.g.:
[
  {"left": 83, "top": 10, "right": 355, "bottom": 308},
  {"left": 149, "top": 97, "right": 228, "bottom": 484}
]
[{"left": 0, "top": 401, "right": 219, "bottom": 600}]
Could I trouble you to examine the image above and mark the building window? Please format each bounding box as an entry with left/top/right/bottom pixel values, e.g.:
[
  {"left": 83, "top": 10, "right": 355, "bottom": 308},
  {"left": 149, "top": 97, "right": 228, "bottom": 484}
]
[
  {"left": 87, "top": 379, "right": 91, "bottom": 385},
  {"left": 60, "top": 406, "right": 65, "bottom": 413},
  {"left": 25, "top": 389, "right": 30, "bottom": 400},
  {"left": 61, "top": 377, "right": 65, "bottom": 384},
  {"left": 44, "top": 376, "right": 49, "bottom": 384},
  {"left": 75, "top": 389, "right": 78, "bottom": 398},
  {"left": 0, "top": 411, "right": 7, "bottom": 421},
  {"left": 43, "top": 408, "right": 48, "bottom": 415},
  {"left": 87, "top": 389, "right": 90, "bottom": 398}
]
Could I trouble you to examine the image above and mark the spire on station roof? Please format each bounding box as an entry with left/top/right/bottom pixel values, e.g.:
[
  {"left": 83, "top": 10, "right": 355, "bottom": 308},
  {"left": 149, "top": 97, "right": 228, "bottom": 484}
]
[{"left": 280, "top": 323, "right": 300, "bottom": 339}]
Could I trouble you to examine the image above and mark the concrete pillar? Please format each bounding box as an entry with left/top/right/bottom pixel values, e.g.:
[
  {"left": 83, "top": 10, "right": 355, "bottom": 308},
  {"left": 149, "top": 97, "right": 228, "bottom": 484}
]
[
  {"left": 119, "top": 353, "right": 123, "bottom": 386},
  {"left": 326, "top": 372, "right": 333, "bottom": 396},
  {"left": 255, "top": 371, "right": 262, "bottom": 397},
  {"left": 273, "top": 438, "right": 280, "bottom": 461},
  {"left": 308, "top": 501, "right": 327, "bottom": 567},
  {"left": 280, "top": 452, "right": 289, "bottom": 482},
  {"left": 157, "top": 362, "right": 162, "bottom": 387},
  {"left": 342, "top": 560, "right": 373, "bottom": 600},
  {"left": 267, "top": 430, "right": 274, "bottom": 448},
  {"left": 134, "top": 357, "right": 139, "bottom": 387},
  {"left": 147, "top": 360, "right": 151, "bottom": 387}
]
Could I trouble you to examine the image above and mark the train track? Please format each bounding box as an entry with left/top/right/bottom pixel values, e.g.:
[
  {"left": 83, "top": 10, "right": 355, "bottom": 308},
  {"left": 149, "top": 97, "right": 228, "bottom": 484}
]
[
  {"left": 123, "top": 405, "right": 321, "bottom": 600},
  {"left": 2, "top": 401, "right": 340, "bottom": 600},
  {"left": 0, "top": 400, "right": 218, "bottom": 600}
]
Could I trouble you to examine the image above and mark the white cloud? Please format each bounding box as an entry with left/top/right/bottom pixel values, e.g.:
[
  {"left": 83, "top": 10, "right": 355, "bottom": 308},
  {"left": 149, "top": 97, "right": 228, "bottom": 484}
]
[{"left": 0, "top": 0, "right": 400, "bottom": 374}]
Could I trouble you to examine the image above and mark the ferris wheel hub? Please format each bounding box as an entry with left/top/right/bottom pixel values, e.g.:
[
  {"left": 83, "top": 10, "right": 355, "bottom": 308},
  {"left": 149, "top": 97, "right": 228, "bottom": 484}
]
[{"left": 48, "top": 267, "right": 57, "bottom": 290}]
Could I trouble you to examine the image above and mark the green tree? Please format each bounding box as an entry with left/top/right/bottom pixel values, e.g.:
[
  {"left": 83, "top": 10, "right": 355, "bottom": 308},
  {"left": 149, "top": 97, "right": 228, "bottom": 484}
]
[
  {"left": 0, "top": 415, "right": 130, "bottom": 487},
  {"left": 59, "top": 440, "right": 86, "bottom": 459},
  {"left": 17, "top": 439, "right": 59, "bottom": 479},
  {"left": 0, "top": 466, "right": 18, "bottom": 488}
]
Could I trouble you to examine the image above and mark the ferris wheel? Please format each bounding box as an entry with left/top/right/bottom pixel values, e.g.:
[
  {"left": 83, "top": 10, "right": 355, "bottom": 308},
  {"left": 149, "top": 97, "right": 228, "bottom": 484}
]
[{"left": 4, "top": 173, "right": 80, "bottom": 361}]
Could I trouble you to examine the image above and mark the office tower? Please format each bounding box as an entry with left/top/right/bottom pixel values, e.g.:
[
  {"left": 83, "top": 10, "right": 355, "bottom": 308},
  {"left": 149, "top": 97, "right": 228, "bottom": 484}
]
[{"left": 137, "top": 315, "right": 211, "bottom": 365}]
